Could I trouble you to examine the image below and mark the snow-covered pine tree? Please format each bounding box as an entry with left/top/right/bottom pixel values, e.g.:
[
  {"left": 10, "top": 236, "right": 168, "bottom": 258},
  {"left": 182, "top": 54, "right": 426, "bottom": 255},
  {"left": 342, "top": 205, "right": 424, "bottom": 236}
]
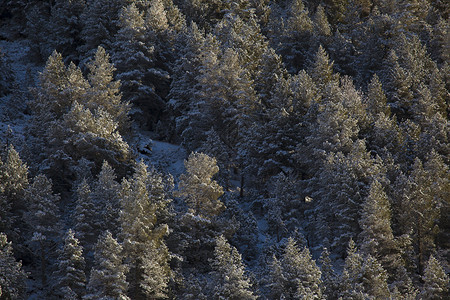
[
  {"left": 48, "top": 0, "right": 86, "bottom": 64},
  {"left": 307, "top": 45, "right": 339, "bottom": 93},
  {"left": 394, "top": 154, "right": 448, "bottom": 275},
  {"left": 73, "top": 179, "right": 99, "bottom": 252},
  {"left": 24, "top": 174, "right": 61, "bottom": 287},
  {"left": 85, "top": 230, "right": 129, "bottom": 300},
  {"left": 420, "top": 255, "right": 449, "bottom": 300},
  {"left": 172, "top": 152, "right": 239, "bottom": 269},
  {"left": 268, "top": 238, "right": 322, "bottom": 299},
  {"left": 214, "top": 5, "right": 268, "bottom": 75},
  {"left": 0, "top": 233, "right": 27, "bottom": 300},
  {"left": 119, "top": 161, "right": 173, "bottom": 299},
  {"left": 85, "top": 46, "right": 130, "bottom": 134},
  {"left": 112, "top": 3, "right": 169, "bottom": 130},
  {"left": 339, "top": 239, "right": 391, "bottom": 299},
  {"left": 54, "top": 229, "right": 86, "bottom": 299},
  {"left": 358, "top": 179, "right": 414, "bottom": 291},
  {"left": 90, "top": 161, "right": 122, "bottom": 236},
  {"left": 78, "top": 0, "right": 125, "bottom": 64},
  {"left": 311, "top": 141, "right": 384, "bottom": 255},
  {"left": 140, "top": 239, "right": 173, "bottom": 299},
  {"left": 313, "top": 5, "right": 332, "bottom": 38},
  {"left": 277, "top": 0, "right": 313, "bottom": 73},
  {"left": 319, "top": 247, "right": 339, "bottom": 300},
  {"left": 177, "top": 152, "right": 224, "bottom": 218},
  {"left": 209, "top": 235, "right": 257, "bottom": 300},
  {"left": 0, "top": 144, "right": 28, "bottom": 237},
  {"left": 193, "top": 46, "right": 258, "bottom": 160},
  {"left": 366, "top": 74, "right": 391, "bottom": 119},
  {"left": 179, "top": 32, "right": 221, "bottom": 151}
]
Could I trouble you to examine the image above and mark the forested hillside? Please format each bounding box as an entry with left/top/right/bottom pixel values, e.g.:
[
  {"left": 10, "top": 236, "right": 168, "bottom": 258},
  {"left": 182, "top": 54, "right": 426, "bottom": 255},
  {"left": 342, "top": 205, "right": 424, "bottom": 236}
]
[{"left": 0, "top": 0, "right": 448, "bottom": 299}]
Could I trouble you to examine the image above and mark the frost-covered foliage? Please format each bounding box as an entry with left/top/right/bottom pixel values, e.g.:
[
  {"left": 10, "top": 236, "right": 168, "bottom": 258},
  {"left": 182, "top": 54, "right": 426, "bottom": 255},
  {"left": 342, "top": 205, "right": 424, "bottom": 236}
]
[
  {"left": 0, "top": 233, "right": 27, "bottom": 299},
  {"left": 209, "top": 235, "right": 257, "bottom": 300},
  {"left": 269, "top": 238, "right": 322, "bottom": 299},
  {"left": 0, "top": 0, "right": 449, "bottom": 298},
  {"left": 85, "top": 230, "right": 129, "bottom": 300},
  {"left": 177, "top": 152, "right": 224, "bottom": 218}
]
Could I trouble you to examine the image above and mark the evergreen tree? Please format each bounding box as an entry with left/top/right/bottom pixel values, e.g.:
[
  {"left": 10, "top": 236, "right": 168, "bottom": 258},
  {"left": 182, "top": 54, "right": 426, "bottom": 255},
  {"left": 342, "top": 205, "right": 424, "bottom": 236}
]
[
  {"left": 177, "top": 152, "right": 224, "bottom": 218},
  {"left": 85, "top": 231, "right": 129, "bottom": 300},
  {"left": 119, "top": 161, "right": 173, "bottom": 299},
  {"left": 358, "top": 179, "right": 413, "bottom": 290},
  {"left": 0, "top": 145, "right": 28, "bottom": 236},
  {"left": 366, "top": 74, "right": 390, "bottom": 118},
  {"left": 269, "top": 238, "right": 322, "bottom": 299},
  {"left": 339, "top": 239, "right": 390, "bottom": 299},
  {"left": 90, "top": 161, "right": 122, "bottom": 236},
  {"left": 313, "top": 5, "right": 332, "bottom": 38},
  {"left": 319, "top": 247, "right": 339, "bottom": 300},
  {"left": 0, "top": 233, "right": 27, "bottom": 300},
  {"left": 78, "top": 0, "right": 125, "bottom": 63},
  {"left": 73, "top": 179, "right": 99, "bottom": 251},
  {"left": 209, "top": 235, "right": 256, "bottom": 300},
  {"left": 279, "top": 0, "right": 313, "bottom": 73},
  {"left": 112, "top": 3, "right": 170, "bottom": 129},
  {"left": 140, "top": 239, "right": 173, "bottom": 299},
  {"left": 394, "top": 154, "right": 448, "bottom": 275},
  {"left": 308, "top": 45, "right": 339, "bottom": 93},
  {"left": 24, "top": 174, "right": 61, "bottom": 287},
  {"left": 54, "top": 229, "right": 87, "bottom": 299},
  {"left": 420, "top": 255, "right": 449, "bottom": 300},
  {"left": 31, "top": 48, "right": 132, "bottom": 178},
  {"left": 311, "top": 141, "right": 384, "bottom": 255},
  {"left": 85, "top": 46, "right": 130, "bottom": 133},
  {"left": 214, "top": 6, "right": 268, "bottom": 75},
  {"left": 48, "top": 0, "right": 86, "bottom": 63}
]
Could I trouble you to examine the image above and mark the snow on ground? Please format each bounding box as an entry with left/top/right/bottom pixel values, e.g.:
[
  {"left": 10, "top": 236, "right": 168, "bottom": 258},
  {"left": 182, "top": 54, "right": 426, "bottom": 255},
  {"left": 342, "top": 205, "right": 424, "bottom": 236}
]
[
  {"left": 0, "top": 39, "right": 41, "bottom": 86},
  {"left": 0, "top": 39, "right": 41, "bottom": 146},
  {"left": 133, "top": 130, "right": 188, "bottom": 180}
]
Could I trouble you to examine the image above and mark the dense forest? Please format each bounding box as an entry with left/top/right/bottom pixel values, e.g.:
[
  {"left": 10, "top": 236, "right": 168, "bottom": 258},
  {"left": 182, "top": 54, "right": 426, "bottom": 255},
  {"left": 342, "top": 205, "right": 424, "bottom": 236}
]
[{"left": 0, "top": 0, "right": 449, "bottom": 299}]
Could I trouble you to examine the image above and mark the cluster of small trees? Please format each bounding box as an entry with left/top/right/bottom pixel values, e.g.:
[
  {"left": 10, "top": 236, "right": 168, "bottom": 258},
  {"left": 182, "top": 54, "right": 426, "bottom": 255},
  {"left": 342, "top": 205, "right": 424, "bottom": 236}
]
[{"left": 0, "top": 0, "right": 449, "bottom": 299}]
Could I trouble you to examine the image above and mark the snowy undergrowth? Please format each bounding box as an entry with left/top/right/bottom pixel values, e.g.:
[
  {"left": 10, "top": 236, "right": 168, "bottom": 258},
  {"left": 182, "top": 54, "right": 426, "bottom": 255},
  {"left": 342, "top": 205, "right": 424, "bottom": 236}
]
[
  {"left": 132, "top": 129, "right": 187, "bottom": 180},
  {"left": 0, "top": 39, "right": 41, "bottom": 147}
]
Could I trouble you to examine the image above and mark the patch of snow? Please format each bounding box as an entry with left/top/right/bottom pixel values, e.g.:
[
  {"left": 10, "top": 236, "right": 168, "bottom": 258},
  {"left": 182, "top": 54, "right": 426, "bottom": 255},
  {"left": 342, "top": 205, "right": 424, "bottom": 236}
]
[{"left": 132, "top": 130, "right": 187, "bottom": 179}]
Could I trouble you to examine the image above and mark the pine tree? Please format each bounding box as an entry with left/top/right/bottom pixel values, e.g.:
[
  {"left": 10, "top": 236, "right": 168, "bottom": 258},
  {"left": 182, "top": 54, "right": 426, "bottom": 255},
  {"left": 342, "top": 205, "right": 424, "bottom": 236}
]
[
  {"left": 339, "top": 239, "right": 390, "bottom": 299},
  {"left": 24, "top": 174, "right": 61, "bottom": 287},
  {"left": 90, "top": 161, "right": 121, "bottom": 236},
  {"left": 214, "top": 6, "right": 268, "bottom": 75},
  {"left": 394, "top": 154, "right": 448, "bottom": 275},
  {"left": 119, "top": 161, "right": 173, "bottom": 299},
  {"left": 0, "top": 144, "right": 28, "bottom": 236},
  {"left": 177, "top": 152, "right": 224, "bottom": 218},
  {"left": 420, "top": 255, "right": 449, "bottom": 299},
  {"left": 78, "top": 0, "right": 125, "bottom": 63},
  {"left": 48, "top": 0, "right": 86, "bottom": 63},
  {"left": 366, "top": 74, "right": 390, "bottom": 118},
  {"left": 311, "top": 141, "right": 384, "bottom": 255},
  {"left": 85, "top": 46, "right": 130, "bottom": 133},
  {"left": 358, "top": 179, "right": 412, "bottom": 289},
  {"left": 85, "top": 231, "right": 129, "bottom": 300},
  {"left": 319, "top": 247, "right": 339, "bottom": 300},
  {"left": 273, "top": 0, "right": 313, "bottom": 73},
  {"left": 308, "top": 45, "right": 339, "bottom": 93},
  {"left": 54, "top": 229, "right": 87, "bottom": 299},
  {"left": 112, "top": 3, "right": 170, "bottom": 129},
  {"left": 140, "top": 239, "right": 173, "bottom": 299},
  {"left": 313, "top": 5, "right": 332, "bottom": 38},
  {"left": 0, "top": 233, "right": 27, "bottom": 300},
  {"left": 210, "top": 235, "right": 257, "bottom": 300},
  {"left": 73, "top": 179, "right": 99, "bottom": 250},
  {"left": 269, "top": 238, "right": 322, "bottom": 299}
]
